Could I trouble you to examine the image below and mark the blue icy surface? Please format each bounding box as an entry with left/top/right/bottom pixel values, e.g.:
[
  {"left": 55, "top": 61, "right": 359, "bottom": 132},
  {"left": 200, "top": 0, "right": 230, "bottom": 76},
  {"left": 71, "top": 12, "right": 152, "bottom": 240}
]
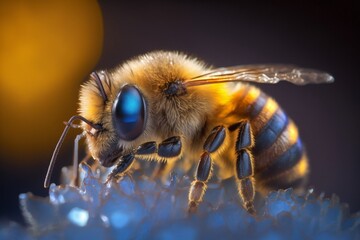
[{"left": 1, "top": 163, "right": 359, "bottom": 240}]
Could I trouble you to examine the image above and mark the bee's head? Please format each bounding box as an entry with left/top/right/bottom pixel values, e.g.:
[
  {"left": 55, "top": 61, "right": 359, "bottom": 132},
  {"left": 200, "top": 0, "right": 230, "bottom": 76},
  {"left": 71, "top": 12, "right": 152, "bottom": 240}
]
[{"left": 79, "top": 71, "right": 149, "bottom": 167}]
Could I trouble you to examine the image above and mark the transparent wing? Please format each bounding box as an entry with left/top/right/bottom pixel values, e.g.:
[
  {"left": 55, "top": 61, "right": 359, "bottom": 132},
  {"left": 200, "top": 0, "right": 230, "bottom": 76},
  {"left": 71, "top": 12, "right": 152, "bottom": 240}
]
[{"left": 184, "top": 64, "right": 334, "bottom": 87}]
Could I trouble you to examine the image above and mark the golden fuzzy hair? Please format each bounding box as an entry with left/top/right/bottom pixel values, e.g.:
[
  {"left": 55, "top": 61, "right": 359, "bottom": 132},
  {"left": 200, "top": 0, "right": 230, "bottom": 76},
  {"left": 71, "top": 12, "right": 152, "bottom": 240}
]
[{"left": 79, "top": 51, "right": 230, "bottom": 162}]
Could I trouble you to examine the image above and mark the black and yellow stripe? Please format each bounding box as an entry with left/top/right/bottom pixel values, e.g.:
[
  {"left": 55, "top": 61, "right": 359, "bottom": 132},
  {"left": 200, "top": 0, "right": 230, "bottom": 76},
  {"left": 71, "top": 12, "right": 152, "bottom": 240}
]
[{"left": 234, "top": 85, "right": 308, "bottom": 192}]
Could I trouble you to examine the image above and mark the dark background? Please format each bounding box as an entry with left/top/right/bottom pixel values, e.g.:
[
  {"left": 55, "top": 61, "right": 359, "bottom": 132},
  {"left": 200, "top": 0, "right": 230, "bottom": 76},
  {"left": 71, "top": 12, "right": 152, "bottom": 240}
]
[{"left": 1, "top": 0, "right": 359, "bottom": 224}]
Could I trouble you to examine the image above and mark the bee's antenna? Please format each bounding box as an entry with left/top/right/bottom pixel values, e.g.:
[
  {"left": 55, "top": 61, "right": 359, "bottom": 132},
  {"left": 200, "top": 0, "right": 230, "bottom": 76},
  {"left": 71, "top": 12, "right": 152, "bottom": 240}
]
[
  {"left": 44, "top": 115, "right": 103, "bottom": 188},
  {"left": 91, "top": 71, "right": 108, "bottom": 102}
]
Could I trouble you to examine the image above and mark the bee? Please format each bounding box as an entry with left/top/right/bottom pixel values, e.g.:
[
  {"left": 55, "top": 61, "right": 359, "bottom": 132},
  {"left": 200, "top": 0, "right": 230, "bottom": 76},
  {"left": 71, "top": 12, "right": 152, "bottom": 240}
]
[{"left": 44, "top": 51, "right": 333, "bottom": 214}]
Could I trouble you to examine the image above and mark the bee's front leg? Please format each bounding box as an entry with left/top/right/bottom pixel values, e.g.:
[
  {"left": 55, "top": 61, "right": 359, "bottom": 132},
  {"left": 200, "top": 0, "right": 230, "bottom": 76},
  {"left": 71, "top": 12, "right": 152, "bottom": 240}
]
[
  {"left": 70, "top": 132, "right": 87, "bottom": 187},
  {"left": 106, "top": 152, "right": 136, "bottom": 181},
  {"left": 188, "top": 125, "right": 226, "bottom": 213},
  {"left": 106, "top": 136, "right": 182, "bottom": 182}
]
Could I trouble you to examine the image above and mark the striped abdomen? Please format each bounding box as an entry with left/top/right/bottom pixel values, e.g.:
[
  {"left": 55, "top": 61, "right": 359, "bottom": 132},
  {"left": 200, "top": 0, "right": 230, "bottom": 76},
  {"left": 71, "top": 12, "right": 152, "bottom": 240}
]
[{"left": 233, "top": 85, "right": 308, "bottom": 193}]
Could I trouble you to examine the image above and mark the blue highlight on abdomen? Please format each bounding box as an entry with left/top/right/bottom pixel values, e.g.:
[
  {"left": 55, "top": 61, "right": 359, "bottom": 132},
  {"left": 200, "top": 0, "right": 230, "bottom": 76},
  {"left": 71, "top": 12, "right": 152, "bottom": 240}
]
[
  {"left": 256, "top": 139, "right": 303, "bottom": 180},
  {"left": 240, "top": 86, "right": 306, "bottom": 185},
  {"left": 248, "top": 92, "right": 267, "bottom": 118},
  {"left": 253, "top": 109, "right": 289, "bottom": 154}
]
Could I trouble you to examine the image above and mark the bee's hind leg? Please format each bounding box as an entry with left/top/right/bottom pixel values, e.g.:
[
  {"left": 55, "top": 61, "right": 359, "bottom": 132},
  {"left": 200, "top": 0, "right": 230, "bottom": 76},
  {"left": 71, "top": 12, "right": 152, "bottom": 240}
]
[
  {"left": 230, "top": 120, "right": 256, "bottom": 215},
  {"left": 188, "top": 125, "right": 226, "bottom": 213}
]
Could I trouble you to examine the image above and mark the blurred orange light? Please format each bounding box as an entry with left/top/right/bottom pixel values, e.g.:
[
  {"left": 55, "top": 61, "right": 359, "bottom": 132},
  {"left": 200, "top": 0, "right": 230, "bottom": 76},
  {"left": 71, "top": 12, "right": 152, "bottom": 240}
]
[{"left": 0, "top": 0, "right": 103, "bottom": 166}]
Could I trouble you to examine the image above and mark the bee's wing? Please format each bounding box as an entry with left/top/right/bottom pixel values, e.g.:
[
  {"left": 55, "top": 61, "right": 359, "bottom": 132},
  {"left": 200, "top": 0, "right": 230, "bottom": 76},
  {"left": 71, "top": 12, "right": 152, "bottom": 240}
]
[{"left": 184, "top": 64, "right": 334, "bottom": 87}]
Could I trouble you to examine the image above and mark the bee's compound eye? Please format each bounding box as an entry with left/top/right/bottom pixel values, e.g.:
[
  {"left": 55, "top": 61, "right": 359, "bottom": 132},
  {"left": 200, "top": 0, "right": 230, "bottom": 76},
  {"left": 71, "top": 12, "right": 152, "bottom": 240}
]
[{"left": 112, "top": 85, "right": 146, "bottom": 141}]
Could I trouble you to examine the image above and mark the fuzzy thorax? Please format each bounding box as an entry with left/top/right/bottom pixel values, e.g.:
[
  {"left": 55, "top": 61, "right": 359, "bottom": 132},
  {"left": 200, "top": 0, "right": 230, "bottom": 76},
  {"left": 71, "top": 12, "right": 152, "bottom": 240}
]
[{"left": 78, "top": 51, "right": 230, "bottom": 164}]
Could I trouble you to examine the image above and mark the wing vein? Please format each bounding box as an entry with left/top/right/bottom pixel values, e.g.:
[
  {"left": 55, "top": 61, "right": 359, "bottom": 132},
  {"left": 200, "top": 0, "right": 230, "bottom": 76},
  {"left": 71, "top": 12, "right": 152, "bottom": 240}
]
[{"left": 185, "top": 64, "right": 334, "bottom": 87}]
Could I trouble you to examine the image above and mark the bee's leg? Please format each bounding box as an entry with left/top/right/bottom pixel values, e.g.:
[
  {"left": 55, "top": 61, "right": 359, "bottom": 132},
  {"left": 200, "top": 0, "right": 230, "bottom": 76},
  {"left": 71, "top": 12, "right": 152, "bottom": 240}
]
[
  {"left": 106, "top": 153, "right": 135, "bottom": 182},
  {"left": 188, "top": 126, "right": 226, "bottom": 213},
  {"left": 138, "top": 137, "right": 181, "bottom": 181},
  {"left": 231, "top": 120, "right": 256, "bottom": 215},
  {"left": 70, "top": 132, "right": 86, "bottom": 187},
  {"left": 135, "top": 136, "right": 182, "bottom": 159},
  {"left": 157, "top": 136, "right": 182, "bottom": 158},
  {"left": 107, "top": 136, "right": 182, "bottom": 181}
]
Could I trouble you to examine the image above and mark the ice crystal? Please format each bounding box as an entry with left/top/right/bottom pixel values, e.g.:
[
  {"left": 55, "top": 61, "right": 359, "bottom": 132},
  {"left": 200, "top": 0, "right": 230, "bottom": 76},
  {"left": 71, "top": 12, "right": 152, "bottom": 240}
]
[{"left": 1, "top": 162, "right": 359, "bottom": 240}]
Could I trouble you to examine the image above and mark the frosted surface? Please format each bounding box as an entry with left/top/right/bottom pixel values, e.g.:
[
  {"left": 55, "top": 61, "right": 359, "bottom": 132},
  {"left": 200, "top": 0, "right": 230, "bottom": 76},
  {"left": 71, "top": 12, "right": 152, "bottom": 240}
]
[{"left": 1, "top": 163, "right": 359, "bottom": 239}]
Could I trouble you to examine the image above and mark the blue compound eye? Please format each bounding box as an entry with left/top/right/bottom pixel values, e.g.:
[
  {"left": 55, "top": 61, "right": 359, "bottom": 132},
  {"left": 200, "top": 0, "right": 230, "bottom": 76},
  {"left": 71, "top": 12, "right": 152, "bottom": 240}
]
[{"left": 112, "top": 85, "right": 146, "bottom": 141}]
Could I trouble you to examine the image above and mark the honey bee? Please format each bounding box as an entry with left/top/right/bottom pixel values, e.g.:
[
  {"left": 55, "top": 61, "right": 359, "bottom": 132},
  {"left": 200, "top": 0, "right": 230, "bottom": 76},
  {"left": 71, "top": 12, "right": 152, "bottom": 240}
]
[{"left": 44, "top": 51, "right": 333, "bottom": 214}]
